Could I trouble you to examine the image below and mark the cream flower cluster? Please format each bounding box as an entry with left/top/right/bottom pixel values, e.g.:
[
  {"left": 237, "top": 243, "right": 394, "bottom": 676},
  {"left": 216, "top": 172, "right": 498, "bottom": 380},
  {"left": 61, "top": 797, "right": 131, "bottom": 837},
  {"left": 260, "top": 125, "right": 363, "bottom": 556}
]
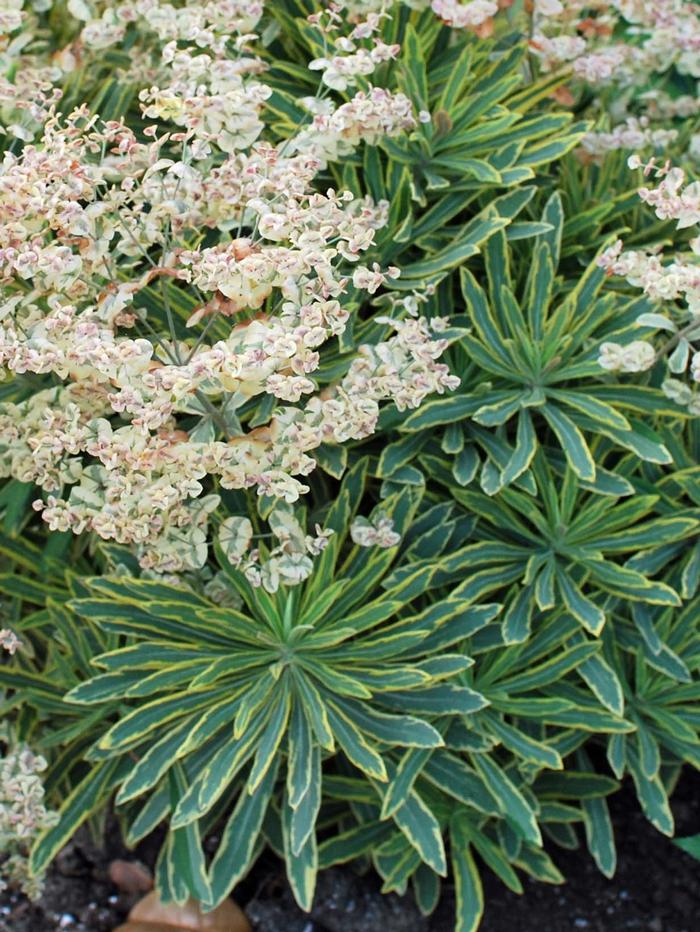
[
  {"left": 0, "top": 0, "right": 501, "bottom": 155},
  {"left": 0, "top": 743, "right": 58, "bottom": 899},
  {"left": 599, "top": 339, "right": 656, "bottom": 373},
  {"left": 581, "top": 117, "right": 678, "bottom": 161},
  {"left": 431, "top": 0, "right": 497, "bottom": 33},
  {"left": 293, "top": 87, "right": 416, "bottom": 168},
  {"left": 635, "top": 164, "right": 700, "bottom": 230},
  {"left": 530, "top": 1, "right": 700, "bottom": 82},
  {"left": 350, "top": 510, "right": 401, "bottom": 547},
  {"left": 598, "top": 160, "right": 700, "bottom": 413},
  {"left": 308, "top": 6, "right": 401, "bottom": 92},
  {"left": 0, "top": 628, "right": 21, "bottom": 654},
  {"left": 0, "top": 6, "right": 458, "bottom": 580},
  {"left": 219, "top": 505, "right": 333, "bottom": 592},
  {"left": 308, "top": 0, "right": 498, "bottom": 33},
  {"left": 0, "top": 1, "right": 64, "bottom": 142},
  {"left": 18, "top": 315, "right": 456, "bottom": 574},
  {"left": 70, "top": 0, "right": 265, "bottom": 54}
]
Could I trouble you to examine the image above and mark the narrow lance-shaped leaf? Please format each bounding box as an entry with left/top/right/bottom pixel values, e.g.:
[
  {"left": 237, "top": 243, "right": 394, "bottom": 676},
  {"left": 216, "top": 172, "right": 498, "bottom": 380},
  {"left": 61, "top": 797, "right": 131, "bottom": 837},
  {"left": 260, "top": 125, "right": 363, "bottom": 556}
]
[
  {"left": 325, "top": 703, "right": 388, "bottom": 782},
  {"left": 208, "top": 757, "right": 280, "bottom": 908},
  {"left": 282, "top": 787, "right": 318, "bottom": 911},
  {"left": 451, "top": 819, "right": 485, "bottom": 932},
  {"left": 31, "top": 758, "right": 130, "bottom": 876}
]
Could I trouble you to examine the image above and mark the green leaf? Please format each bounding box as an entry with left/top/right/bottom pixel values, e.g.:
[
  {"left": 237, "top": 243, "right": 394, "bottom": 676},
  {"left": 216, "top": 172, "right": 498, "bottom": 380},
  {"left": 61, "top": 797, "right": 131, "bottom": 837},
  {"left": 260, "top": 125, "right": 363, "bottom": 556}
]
[
  {"left": 377, "top": 432, "right": 429, "bottom": 478},
  {"left": 542, "top": 405, "right": 595, "bottom": 481},
  {"left": 413, "top": 862, "right": 441, "bottom": 916},
  {"left": 332, "top": 697, "right": 443, "bottom": 749},
  {"left": 451, "top": 821, "right": 484, "bottom": 932},
  {"left": 0, "top": 573, "right": 64, "bottom": 603},
  {"left": 502, "top": 411, "right": 537, "bottom": 486},
  {"left": 636, "top": 722, "right": 661, "bottom": 781},
  {"left": 401, "top": 394, "right": 483, "bottom": 431},
  {"left": 424, "top": 753, "right": 500, "bottom": 816},
  {"left": 582, "top": 795, "right": 616, "bottom": 878},
  {"left": 392, "top": 788, "right": 447, "bottom": 876},
  {"left": 578, "top": 652, "right": 624, "bottom": 716},
  {"left": 398, "top": 218, "right": 509, "bottom": 285},
  {"left": 381, "top": 748, "right": 433, "bottom": 819},
  {"left": 472, "top": 755, "right": 541, "bottom": 845},
  {"left": 287, "top": 700, "right": 313, "bottom": 809},
  {"left": 550, "top": 390, "right": 630, "bottom": 431},
  {"left": 585, "top": 560, "right": 681, "bottom": 606},
  {"left": 498, "top": 642, "right": 600, "bottom": 693},
  {"left": 171, "top": 708, "right": 267, "bottom": 827},
  {"left": 282, "top": 788, "right": 318, "bottom": 911},
  {"left": 248, "top": 689, "right": 290, "bottom": 791},
  {"left": 437, "top": 45, "right": 473, "bottom": 111},
  {"left": 462, "top": 823, "right": 523, "bottom": 894},
  {"left": 400, "top": 24, "right": 428, "bottom": 107},
  {"left": 318, "top": 822, "right": 393, "bottom": 869},
  {"left": 627, "top": 748, "right": 674, "bottom": 836},
  {"left": 325, "top": 704, "right": 387, "bottom": 781},
  {"left": 100, "top": 690, "right": 222, "bottom": 752},
  {"left": 234, "top": 673, "right": 277, "bottom": 738},
  {"left": 31, "top": 758, "right": 129, "bottom": 875},
  {"left": 208, "top": 757, "right": 279, "bottom": 907},
  {"left": 66, "top": 669, "right": 148, "bottom": 704},
  {"left": 674, "top": 836, "right": 700, "bottom": 861},
  {"left": 502, "top": 586, "right": 534, "bottom": 645},
  {"left": 380, "top": 684, "right": 488, "bottom": 716},
  {"left": 294, "top": 672, "right": 335, "bottom": 751},
  {"left": 290, "top": 745, "right": 322, "bottom": 856},
  {"left": 534, "top": 771, "right": 619, "bottom": 800},
  {"left": 314, "top": 443, "right": 347, "bottom": 479},
  {"left": 169, "top": 766, "right": 211, "bottom": 904},
  {"left": 116, "top": 717, "right": 194, "bottom": 804},
  {"left": 486, "top": 715, "right": 562, "bottom": 770},
  {"left": 125, "top": 784, "right": 170, "bottom": 847},
  {"left": 557, "top": 571, "right": 606, "bottom": 636},
  {"left": 473, "top": 393, "right": 522, "bottom": 428}
]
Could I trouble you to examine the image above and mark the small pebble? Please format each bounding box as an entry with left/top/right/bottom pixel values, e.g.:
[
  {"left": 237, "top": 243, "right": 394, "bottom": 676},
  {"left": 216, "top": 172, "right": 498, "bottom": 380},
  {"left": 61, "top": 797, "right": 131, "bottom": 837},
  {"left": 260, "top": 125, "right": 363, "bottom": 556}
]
[
  {"left": 648, "top": 919, "right": 663, "bottom": 932},
  {"left": 59, "top": 915, "right": 76, "bottom": 928},
  {"left": 574, "top": 920, "right": 589, "bottom": 929}
]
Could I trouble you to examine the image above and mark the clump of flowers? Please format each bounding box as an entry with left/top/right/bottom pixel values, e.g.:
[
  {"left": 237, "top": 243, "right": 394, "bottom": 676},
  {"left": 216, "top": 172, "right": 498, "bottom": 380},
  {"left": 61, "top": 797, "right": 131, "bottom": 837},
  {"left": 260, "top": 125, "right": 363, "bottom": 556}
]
[
  {"left": 530, "top": 1, "right": 700, "bottom": 82},
  {"left": 528, "top": 2, "right": 700, "bottom": 165},
  {"left": 307, "top": 5, "right": 401, "bottom": 92},
  {"left": 431, "top": 0, "right": 498, "bottom": 34},
  {"left": 350, "top": 509, "right": 401, "bottom": 547},
  {"left": 580, "top": 117, "right": 678, "bottom": 161},
  {"left": 219, "top": 504, "right": 334, "bottom": 592},
  {"left": 0, "top": 743, "right": 58, "bottom": 899},
  {"left": 0, "top": 4, "right": 458, "bottom": 581},
  {"left": 0, "top": 1, "right": 65, "bottom": 143},
  {"left": 0, "top": 628, "right": 21, "bottom": 654},
  {"left": 597, "top": 157, "right": 700, "bottom": 413}
]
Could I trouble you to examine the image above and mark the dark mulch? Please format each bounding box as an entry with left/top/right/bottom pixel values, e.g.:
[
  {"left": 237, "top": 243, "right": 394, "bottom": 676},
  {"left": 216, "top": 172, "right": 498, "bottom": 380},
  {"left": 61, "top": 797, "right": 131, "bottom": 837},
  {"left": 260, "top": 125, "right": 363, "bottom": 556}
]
[{"left": 2, "top": 770, "right": 699, "bottom": 932}]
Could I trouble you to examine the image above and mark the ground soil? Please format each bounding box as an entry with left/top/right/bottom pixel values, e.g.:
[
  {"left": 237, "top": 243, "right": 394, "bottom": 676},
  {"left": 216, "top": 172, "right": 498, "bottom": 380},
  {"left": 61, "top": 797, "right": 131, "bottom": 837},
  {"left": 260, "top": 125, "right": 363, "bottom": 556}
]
[{"left": 2, "top": 770, "right": 699, "bottom": 932}]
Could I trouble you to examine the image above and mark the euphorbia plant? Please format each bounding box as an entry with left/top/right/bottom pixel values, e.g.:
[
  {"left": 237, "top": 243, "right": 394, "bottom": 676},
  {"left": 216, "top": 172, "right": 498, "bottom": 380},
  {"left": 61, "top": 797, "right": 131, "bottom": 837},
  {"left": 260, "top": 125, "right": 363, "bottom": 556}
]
[
  {"left": 2, "top": 3, "right": 700, "bottom": 931},
  {"left": 2, "top": 460, "right": 626, "bottom": 929},
  {"left": 22, "top": 463, "right": 495, "bottom": 911}
]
